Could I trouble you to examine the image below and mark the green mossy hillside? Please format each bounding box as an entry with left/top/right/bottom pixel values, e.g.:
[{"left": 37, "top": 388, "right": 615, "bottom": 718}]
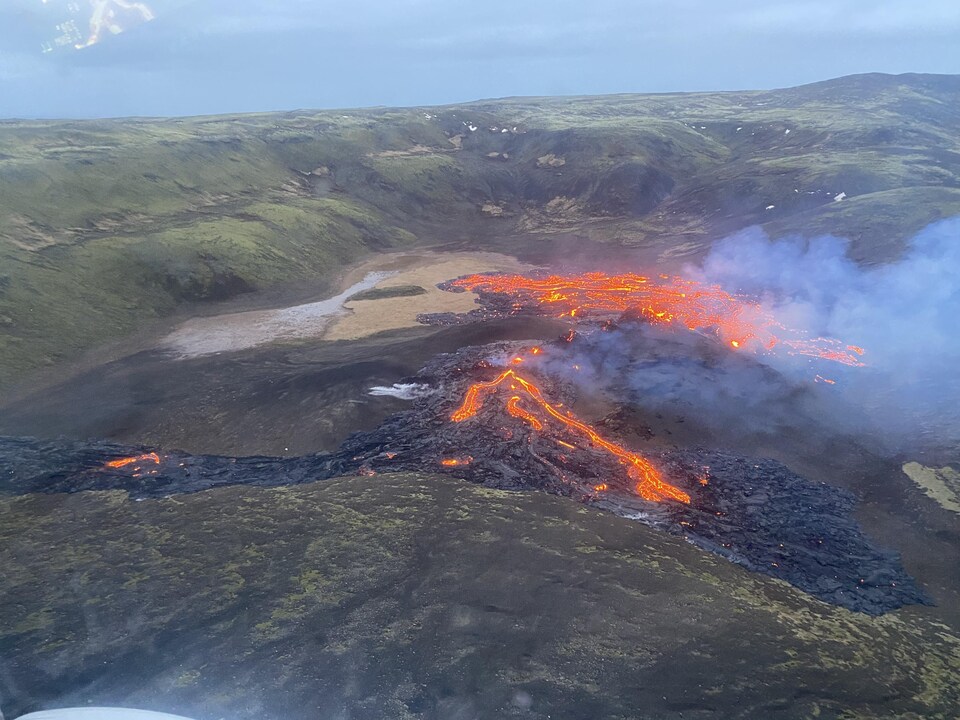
[
  {"left": 2, "top": 72, "right": 959, "bottom": 387},
  {"left": 2, "top": 473, "right": 959, "bottom": 719}
]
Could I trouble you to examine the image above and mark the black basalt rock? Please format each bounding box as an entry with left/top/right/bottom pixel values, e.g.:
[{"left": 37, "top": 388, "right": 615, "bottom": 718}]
[{"left": 0, "top": 342, "right": 930, "bottom": 616}]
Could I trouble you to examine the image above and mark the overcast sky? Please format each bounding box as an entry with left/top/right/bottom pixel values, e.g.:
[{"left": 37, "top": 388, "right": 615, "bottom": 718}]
[{"left": 1, "top": 0, "right": 958, "bottom": 119}]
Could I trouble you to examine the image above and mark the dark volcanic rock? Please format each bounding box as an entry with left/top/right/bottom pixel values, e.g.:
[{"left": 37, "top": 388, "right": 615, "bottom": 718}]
[
  {"left": 328, "top": 344, "right": 929, "bottom": 615},
  {"left": 3, "top": 474, "right": 959, "bottom": 720},
  {"left": 0, "top": 340, "right": 928, "bottom": 616},
  {"left": 0, "top": 435, "right": 347, "bottom": 497},
  {"left": 658, "top": 450, "right": 926, "bottom": 614}
]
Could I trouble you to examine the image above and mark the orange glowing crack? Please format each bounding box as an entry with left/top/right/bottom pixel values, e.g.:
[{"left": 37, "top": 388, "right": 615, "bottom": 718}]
[
  {"left": 441, "top": 456, "right": 473, "bottom": 467},
  {"left": 105, "top": 452, "right": 160, "bottom": 469},
  {"left": 451, "top": 369, "right": 690, "bottom": 504},
  {"left": 452, "top": 272, "right": 866, "bottom": 367},
  {"left": 506, "top": 395, "right": 544, "bottom": 430}
]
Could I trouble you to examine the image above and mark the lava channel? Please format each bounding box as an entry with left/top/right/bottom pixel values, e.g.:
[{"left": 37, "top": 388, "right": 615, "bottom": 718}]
[
  {"left": 449, "top": 364, "right": 690, "bottom": 504},
  {"left": 104, "top": 453, "right": 161, "bottom": 469}
]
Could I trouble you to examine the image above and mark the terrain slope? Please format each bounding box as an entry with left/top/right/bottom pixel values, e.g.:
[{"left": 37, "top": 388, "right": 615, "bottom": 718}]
[{"left": 2, "top": 72, "right": 959, "bottom": 388}]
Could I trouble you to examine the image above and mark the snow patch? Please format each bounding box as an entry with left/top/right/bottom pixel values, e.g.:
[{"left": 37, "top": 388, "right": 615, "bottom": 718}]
[{"left": 369, "top": 383, "right": 434, "bottom": 400}]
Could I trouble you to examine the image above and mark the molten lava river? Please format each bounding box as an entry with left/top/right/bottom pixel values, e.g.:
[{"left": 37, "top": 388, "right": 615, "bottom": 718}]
[{"left": 449, "top": 357, "right": 689, "bottom": 504}]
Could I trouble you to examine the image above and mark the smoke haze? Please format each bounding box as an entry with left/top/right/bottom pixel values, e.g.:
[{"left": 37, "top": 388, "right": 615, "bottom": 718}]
[{"left": 543, "top": 218, "right": 960, "bottom": 454}]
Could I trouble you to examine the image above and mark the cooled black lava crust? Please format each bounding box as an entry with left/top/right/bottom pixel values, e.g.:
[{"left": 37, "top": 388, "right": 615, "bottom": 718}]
[{"left": 0, "top": 340, "right": 928, "bottom": 616}]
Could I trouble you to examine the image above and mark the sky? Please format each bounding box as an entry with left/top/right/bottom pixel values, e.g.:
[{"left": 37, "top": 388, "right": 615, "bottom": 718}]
[{"left": 0, "top": 0, "right": 958, "bottom": 118}]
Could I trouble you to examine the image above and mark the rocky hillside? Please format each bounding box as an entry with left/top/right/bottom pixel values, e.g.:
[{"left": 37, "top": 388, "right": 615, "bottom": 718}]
[
  {"left": 1, "top": 72, "right": 958, "bottom": 388},
  {"left": 3, "top": 473, "right": 958, "bottom": 719}
]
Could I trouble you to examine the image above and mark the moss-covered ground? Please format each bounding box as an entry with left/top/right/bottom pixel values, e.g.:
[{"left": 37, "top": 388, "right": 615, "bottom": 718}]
[
  {"left": 2, "top": 73, "right": 959, "bottom": 388},
  {"left": 1, "top": 473, "right": 959, "bottom": 719}
]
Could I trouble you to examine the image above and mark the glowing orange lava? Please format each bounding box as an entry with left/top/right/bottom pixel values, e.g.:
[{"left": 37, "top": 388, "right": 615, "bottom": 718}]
[
  {"left": 441, "top": 457, "right": 473, "bottom": 467},
  {"left": 452, "top": 272, "right": 866, "bottom": 367},
  {"left": 506, "top": 395, "right": 544, "bottom": 431},
  {"left": 451, "top": 368, "right": 690, "bottom": 503},
  {"left": 104, "top": 453, "right": 161, "bottom": 469}
]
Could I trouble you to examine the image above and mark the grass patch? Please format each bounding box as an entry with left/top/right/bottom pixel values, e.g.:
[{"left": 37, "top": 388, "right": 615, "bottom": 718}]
[
  {"left": 347, "top": 285, "right": 427, "bottom": 302},
  {"left": 1, "top": 73, "right": 959, "bottom": 386}
]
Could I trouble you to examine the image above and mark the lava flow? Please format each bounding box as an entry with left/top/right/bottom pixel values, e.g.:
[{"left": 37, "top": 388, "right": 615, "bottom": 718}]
[
  {"left": 104, "top": 453, "right": 161, "bottom": 469},
  {"left": 449, "top": 272, "right": 866, "bottom": 367},
  {"left": 450, "top": 364, "right": 690, "bottom": 504}
]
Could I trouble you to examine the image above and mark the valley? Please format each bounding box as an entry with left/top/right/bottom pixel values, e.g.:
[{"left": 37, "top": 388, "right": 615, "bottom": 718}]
[{"left": 2, "top": 74, "right": 960, "bottom": 720}]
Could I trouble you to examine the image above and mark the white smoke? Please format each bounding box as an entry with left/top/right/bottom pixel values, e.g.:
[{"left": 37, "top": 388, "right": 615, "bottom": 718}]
[
  {"left": 369, "top": 383, "right": 434, "bottom": 400},
  {"left": 547, "top": 218, "right": 960, "bottom": 454},
  {"left": 695, "top": 218, "right": 960, "bottom": 447}
]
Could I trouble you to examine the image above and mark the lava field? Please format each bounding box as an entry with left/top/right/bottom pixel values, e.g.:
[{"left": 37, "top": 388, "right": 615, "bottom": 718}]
[
  {"left": 0, "top": 334, "right": 928, "bottom": 616},
  {"left": 0, "top": 268, "right": 931, "bottom": 616}
]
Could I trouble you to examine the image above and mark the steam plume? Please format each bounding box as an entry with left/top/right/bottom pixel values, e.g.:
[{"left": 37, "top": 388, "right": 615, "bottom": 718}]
[{"left": 552, "top": 218, "right": 960, "bottom": 453}]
